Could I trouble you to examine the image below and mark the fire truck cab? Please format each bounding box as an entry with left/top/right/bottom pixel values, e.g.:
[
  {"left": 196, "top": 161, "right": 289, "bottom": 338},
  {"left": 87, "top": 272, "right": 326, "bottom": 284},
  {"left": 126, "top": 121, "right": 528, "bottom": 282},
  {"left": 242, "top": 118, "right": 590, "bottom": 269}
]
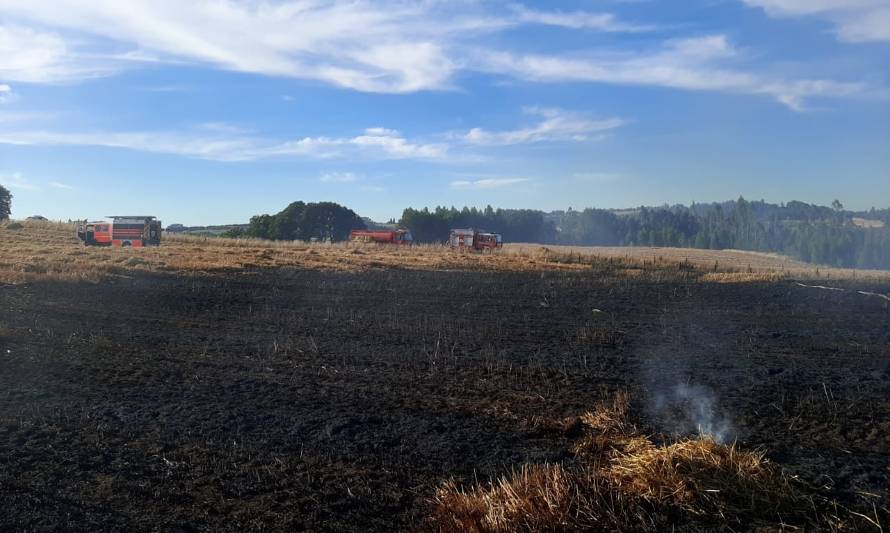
[
  {"left": 77, "top": 216, "right": 162, "bottom": 247},
  {"left": 449, "top": 229, "right": 503, "bottom": 251}
]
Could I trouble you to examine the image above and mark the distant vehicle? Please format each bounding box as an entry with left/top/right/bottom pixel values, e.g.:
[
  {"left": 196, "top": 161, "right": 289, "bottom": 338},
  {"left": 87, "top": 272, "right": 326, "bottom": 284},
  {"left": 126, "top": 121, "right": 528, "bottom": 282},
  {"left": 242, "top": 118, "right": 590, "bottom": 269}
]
[
  {"left": 76, "top": 216, "right": 163, "bottom": 247},
  {"left": 349, "top": 229, "right": 413, "bottom": 245},
  {"left": 449, "top": 228, "right": 502, "bottom": 251},
  {"left": 27, "top": 215, "right": 48, "bottom": 221}
]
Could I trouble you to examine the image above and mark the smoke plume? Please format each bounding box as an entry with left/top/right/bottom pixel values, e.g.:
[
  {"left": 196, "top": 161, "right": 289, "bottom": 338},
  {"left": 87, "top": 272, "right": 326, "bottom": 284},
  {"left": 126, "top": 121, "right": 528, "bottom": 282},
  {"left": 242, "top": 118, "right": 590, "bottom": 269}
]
[{"left": 650, "top": 382, "right": 734, "bottom": 444}]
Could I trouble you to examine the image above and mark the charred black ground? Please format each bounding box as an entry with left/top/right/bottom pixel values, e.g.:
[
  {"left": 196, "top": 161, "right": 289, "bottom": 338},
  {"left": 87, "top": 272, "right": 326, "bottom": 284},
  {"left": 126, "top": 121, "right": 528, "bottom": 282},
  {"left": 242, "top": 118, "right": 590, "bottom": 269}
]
[{"left": 1, "top": 268, "right": 888, "bottom": 531}]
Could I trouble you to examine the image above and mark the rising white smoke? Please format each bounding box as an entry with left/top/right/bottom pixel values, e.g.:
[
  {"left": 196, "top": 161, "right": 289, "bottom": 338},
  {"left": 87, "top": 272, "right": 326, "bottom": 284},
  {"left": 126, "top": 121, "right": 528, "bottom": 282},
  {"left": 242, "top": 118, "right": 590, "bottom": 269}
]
[{"left": 651, "top": 382, "right": 735, "bottom": 444}]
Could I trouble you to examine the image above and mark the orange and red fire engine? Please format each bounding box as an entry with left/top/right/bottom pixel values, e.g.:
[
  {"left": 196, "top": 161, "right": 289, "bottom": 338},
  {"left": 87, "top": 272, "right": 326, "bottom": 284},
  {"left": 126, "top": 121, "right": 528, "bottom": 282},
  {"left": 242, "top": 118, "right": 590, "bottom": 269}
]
[
  {"left": 349, "top": 229, "right": 413, "bottom": 245},
  {"left": 76, "top": 216, "right": 162, "bottom": 247},
  {"left": 449, "top": 229, "right": 503, "bottom": 251}
]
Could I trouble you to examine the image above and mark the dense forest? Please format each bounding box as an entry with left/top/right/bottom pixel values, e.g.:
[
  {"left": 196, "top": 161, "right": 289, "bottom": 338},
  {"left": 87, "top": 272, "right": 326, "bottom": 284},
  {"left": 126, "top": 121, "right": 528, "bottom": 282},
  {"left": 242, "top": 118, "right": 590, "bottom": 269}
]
[{"left": 400, "top": 199, "right": 890, "bottom": 270}]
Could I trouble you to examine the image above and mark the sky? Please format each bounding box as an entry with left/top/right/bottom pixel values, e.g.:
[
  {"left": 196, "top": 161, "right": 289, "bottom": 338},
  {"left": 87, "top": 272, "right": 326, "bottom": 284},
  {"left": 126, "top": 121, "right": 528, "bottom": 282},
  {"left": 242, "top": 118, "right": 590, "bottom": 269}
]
[{"left": 0, "top": 0, "right": 888, "bottom": 225}]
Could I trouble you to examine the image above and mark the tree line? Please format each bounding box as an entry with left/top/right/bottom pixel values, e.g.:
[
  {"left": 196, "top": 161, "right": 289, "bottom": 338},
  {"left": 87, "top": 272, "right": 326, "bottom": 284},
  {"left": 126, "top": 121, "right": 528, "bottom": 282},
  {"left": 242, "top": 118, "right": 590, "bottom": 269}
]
[
  {"left": 229, "top": 198, "right": 890, "bottom": 269},
  {"left": 398, "top": 199, "right": 890, "bottom": 269}
]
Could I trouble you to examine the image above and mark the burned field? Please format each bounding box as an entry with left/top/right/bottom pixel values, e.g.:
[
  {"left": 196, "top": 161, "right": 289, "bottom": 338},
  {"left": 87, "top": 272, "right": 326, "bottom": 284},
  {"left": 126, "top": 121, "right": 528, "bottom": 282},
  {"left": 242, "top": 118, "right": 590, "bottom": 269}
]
[{"left": 1, "top": 261, "right": 889, "bottom": 530}]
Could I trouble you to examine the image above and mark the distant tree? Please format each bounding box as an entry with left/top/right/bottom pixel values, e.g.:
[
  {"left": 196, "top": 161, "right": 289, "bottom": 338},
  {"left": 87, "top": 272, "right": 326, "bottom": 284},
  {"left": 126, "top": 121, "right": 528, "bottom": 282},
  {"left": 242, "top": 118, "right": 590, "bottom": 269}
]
[
  {"left": 246, "top": 214, "right": 277, "bottom": 239},
  {"left": 0, "top": 184, "right": 11, "bottom": 220},
  {"left": 300, "top": 201, "right": 366, "bottom": 241},
  {"left": 831, "top": 199, "right": 844, "bottom": 212},
  {"left": 246, "top": 201, "right": 365, "bottom": 242}
]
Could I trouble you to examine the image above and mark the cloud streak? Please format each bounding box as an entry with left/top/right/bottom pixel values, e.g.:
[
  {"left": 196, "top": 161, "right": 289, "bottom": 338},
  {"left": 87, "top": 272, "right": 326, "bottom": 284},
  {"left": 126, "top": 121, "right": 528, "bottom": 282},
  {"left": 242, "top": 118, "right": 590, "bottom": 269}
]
[
  {"left": 0, "top": 25, "right": 113, "bottom": 83},
  {"left": 0, "top": 107, "right": 619, "bottom": 161},
  {"left": 319, "top": 172, "right": 359, "bottom": 183},
  {"left": 511, "top": 6, "right": 656, "bottom": 32},
  {"left": 450, "top": 177, "right": 530, "bottom": 190},
  {"left": 741, "top": 0, "right": 890, "bottom": 42},
  {"left": 0, "top": 125, "right": 447, "bottom": 162},
  {"left": 1, "top": 171, "right": 38, "bottom": 191},
  {"left": 0, "top": 1, "right": 470, "bottom": 92},
  {"left": 472, "top": 35, "right": 869, "bottom": 110},
  {"left": 462, "top": 107, "right": 625, "bottom": 146}
]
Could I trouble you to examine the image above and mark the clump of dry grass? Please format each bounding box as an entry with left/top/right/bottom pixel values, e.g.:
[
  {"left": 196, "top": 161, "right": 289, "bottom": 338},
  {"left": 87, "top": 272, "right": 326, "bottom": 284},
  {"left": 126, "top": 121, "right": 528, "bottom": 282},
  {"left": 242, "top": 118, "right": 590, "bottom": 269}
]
[
  {"left": 608, "top": 438, "right": 797, "bottom": 519},
  {"left": 430, "top": 394, "right": 814, "bottom": 532},
  {"left": 433, "top": 464, "right": 583, "bottom": 532},
  {"left": 579, "top": 391, "right": 632, "bottom": 434}
]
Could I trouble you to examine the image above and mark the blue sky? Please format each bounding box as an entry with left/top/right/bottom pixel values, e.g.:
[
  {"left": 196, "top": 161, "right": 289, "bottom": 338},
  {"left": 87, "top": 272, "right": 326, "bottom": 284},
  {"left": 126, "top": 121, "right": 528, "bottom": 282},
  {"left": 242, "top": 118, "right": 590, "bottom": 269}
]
[{"left": 1, "top": 0, "right": 888, "bottom": 224}]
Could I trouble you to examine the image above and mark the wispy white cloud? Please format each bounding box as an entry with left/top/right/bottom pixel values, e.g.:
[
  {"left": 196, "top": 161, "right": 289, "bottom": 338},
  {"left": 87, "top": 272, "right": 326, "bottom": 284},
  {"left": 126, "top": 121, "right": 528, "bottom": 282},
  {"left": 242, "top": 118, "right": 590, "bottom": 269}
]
[
  {"left": 194, "top": 122, "right": 251, "bottom": 135},
  {"left": 1, "top": 171, "right": 38, "bottom": 191},
  {"left": 0, "top": 129, "right": 265, "bottom": 161},
  {"left": 0, "top": 111, "right": 46, "bottom": 123},
  {"left": 511, "top": 5, "right": 655, "bottom": 32},
  {"left": 472, "top": 35, "right": 868, "bottom": 111},
  {"left": 0, "top": 1, "right": 462, "bottom": 92},
  {"left": 0, "top": 84, "right": 12, "bottom": 103},
  {"left": 0, "top": 125, "right": 448, "bottom": 162},
  {"left": 741, "top": 0, "right": 890, "bottom": 42},
  {"left": 0, "top": 25, "right": 112, "bottom": 83},
  {"left": 0, "top": 173, "right": 74, "bottom": 193},
  {"left": 365, "top": 127, "right": 400, "bottom": 137},
  {"left": 287, "top": 128, "right": 447, "bottom": 160},
  {"left": 450, "top": 177, "right": 530, "bottom": 190},
  {"left": 319, "top": 171, "right": 385, "bottom": 191},
  {"left": 462, "top": 107, "right": 625, "bottom": 146},
  {"left": 138, "top": 84, "right": 191, "bottom": 93},
  {"left": 0, "top": 0, "right": 871, "bottom": 108},
  {"left": 320, "top": 171, "right": 359, "bottom": 183}
]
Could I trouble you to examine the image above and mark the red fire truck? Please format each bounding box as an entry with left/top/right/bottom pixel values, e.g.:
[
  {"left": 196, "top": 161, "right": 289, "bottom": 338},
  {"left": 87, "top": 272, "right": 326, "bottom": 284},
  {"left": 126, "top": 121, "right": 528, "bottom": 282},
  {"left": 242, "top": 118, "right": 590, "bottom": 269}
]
[
  {"left": 349, "top": 229, "right": 413, "bottom": 245},
  {"left": 449, "top": 229, "right": 503, "bottom": 251},
  {"left": 76, "top": 216, "right": 163, "bottom": 247}
]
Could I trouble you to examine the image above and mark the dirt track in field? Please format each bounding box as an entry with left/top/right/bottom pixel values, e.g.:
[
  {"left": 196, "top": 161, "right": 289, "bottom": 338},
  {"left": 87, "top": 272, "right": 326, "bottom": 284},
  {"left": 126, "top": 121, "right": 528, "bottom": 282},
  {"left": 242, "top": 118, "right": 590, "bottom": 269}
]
[{"left": 1, "top": 264, "right": 888, "bottom": 531}]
